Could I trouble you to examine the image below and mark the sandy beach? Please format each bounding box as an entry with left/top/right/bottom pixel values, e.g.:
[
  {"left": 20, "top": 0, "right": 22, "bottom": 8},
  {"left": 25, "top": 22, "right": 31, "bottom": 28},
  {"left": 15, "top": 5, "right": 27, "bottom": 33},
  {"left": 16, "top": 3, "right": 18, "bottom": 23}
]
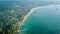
[{"left": 20, "top": 5, "right": 60, "bottom": 27}]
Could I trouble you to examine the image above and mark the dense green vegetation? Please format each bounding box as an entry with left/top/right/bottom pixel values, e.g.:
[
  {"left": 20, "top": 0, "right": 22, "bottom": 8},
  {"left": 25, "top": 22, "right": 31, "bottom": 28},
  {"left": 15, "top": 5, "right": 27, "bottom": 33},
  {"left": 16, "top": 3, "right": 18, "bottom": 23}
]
[
  {"left": 0, "top": 1, "right": 24, "bottom": 34},
  {"left": 0, "top": 0, "right": 60, "bottom": 34}
]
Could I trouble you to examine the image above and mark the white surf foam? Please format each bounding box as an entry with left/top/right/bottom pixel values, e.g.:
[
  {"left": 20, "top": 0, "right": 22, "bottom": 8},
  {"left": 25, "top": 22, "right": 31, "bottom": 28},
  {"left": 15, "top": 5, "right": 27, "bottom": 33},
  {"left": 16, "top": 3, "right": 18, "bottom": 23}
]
[{"left": 20, "top": 5, "right": 60, "bottom": 26}]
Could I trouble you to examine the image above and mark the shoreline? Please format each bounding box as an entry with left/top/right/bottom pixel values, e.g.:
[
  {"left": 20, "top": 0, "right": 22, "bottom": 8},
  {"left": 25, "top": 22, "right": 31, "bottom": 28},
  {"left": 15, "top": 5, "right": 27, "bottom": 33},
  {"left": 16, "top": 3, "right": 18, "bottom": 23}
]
[{"left": 20, "top": 5, "right": 60, "bottom": 26}]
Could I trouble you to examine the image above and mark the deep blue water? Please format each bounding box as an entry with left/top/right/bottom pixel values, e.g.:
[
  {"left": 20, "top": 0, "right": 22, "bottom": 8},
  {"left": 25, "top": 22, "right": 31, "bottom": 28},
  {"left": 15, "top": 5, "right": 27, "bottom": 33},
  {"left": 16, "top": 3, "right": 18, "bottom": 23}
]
[{"left": 20, "top": 5, "right": 60, "bottom": 34}]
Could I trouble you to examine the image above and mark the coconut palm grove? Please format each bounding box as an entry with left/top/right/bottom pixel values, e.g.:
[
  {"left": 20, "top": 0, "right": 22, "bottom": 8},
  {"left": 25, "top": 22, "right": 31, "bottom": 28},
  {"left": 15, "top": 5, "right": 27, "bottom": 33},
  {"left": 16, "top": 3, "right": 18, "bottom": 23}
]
[{"left": 0, "top": 0, "right": 60, "bottom": 34}]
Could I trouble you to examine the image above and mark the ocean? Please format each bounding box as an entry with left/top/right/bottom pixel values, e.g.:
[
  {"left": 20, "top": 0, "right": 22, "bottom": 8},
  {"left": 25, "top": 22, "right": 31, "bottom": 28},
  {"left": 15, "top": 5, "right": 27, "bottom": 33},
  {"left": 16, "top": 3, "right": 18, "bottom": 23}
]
[{"left": 20, "top": 5, "right": 60, "bottom": 34}]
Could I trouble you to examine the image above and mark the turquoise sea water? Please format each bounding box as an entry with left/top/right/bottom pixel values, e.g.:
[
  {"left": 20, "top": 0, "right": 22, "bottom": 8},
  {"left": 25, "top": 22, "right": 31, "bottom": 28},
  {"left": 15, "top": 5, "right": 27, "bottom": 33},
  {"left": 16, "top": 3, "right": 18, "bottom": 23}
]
[{"left": 20, "top": 5, "right": 60, "bottom": 34}]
